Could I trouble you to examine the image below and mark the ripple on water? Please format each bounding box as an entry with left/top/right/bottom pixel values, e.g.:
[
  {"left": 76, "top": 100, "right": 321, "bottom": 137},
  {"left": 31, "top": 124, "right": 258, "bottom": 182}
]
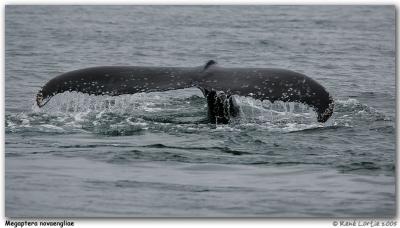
[{"left": 5, "top": 90, "right": 391, "bottom": 136}]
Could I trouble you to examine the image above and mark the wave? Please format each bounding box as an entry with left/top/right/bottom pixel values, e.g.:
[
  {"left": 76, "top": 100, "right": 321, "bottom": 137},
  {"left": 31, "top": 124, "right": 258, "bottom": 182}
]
[
  {"left": 5, "top": 91, "right": 394, "bottom": 176},
  {"left": 5, "top": 91, "right": 392, "bottom": 135}
]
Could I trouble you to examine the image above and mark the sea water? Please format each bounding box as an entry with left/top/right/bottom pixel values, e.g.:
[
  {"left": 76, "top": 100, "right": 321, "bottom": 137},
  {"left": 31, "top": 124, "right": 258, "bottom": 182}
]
[{"left": 5, "top": 5, "right": 395, "bottom": 217}]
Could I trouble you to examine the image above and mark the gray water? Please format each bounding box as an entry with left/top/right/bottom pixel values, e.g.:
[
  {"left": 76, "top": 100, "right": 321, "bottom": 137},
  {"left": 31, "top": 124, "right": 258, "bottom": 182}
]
[{"left": 5, "top": 5, "right": 396, "bottom": 217}]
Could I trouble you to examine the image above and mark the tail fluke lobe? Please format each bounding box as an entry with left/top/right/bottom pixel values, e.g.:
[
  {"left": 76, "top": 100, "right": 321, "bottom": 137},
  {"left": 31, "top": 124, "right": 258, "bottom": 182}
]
[
  {"left": 199, "top": 66, "right": 334, "bottom": 123},
  {"left": 36, "top": 66, "right": 196, "bottom": 107}
]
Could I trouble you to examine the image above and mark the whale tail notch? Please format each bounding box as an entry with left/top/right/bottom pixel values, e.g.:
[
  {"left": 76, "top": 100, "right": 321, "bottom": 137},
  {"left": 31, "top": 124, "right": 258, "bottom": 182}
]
[{"left": 203, "top": 60, "right": 217, "bottom": 70}]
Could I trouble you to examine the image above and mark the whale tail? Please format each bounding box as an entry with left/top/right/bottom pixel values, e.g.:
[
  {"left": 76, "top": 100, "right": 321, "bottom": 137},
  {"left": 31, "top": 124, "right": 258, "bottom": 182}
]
[{"left": 36, "top": 61, "right": 334, "bottom": 123}]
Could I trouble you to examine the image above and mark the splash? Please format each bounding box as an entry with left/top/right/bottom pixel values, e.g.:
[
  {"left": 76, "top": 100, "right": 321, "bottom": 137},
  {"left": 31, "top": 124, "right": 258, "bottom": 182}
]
[
  {"left": 331, "top": 98, "right": 389, "bottom": 127},
  {"left": 5, "top": 91, "right": 389, "bottom": 135}
]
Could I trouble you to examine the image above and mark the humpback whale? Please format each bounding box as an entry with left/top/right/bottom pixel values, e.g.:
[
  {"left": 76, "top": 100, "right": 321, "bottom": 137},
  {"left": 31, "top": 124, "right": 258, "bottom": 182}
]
[{"left": 36, "top": 60, "right": 334, "bottom": 123}]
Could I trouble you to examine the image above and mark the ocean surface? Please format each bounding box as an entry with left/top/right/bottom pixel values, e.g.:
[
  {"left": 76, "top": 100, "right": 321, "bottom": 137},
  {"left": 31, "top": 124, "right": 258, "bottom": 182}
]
[{"left": 5, "top": 6, "right": 396, "bottom": 217}]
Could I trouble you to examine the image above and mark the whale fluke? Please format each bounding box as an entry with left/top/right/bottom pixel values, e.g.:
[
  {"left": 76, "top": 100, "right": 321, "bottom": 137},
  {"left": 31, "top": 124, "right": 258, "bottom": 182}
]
[{"left": 37, "top": 61, "right": 334, "bottom": 123}]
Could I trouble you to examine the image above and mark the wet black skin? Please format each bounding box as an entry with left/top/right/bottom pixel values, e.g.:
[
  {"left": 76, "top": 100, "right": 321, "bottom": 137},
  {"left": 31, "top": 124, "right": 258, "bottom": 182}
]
[{"left": 37, "top": 60, "right": 334, "bottom": 123}]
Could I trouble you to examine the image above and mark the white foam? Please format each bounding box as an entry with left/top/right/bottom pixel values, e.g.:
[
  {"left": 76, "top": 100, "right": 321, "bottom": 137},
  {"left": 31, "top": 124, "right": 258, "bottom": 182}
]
[{"left": 11, "top": 93, "right": 387, "bottom": 135}]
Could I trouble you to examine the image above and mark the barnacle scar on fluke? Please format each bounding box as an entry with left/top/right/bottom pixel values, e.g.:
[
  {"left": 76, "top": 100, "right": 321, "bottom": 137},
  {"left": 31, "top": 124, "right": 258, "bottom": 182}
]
[{"left": 36, "top": 60, "right": 334, "bottom": 123}]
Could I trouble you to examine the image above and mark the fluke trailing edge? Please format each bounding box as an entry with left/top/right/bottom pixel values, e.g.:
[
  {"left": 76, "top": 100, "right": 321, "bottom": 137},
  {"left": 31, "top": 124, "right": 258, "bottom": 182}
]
[{"left": 36, "top": 60, "right": 334, "bottom": 123}]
